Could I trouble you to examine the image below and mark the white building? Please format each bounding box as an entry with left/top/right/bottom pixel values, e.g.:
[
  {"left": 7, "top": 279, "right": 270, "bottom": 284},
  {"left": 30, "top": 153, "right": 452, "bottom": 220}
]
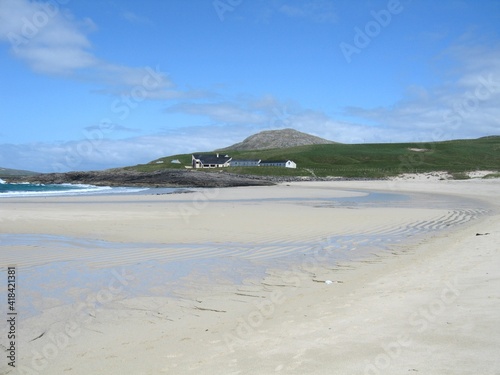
[
  {"left": 191, "top": 154, "right": 297, "bottom": 169},
  {"left": 229, "top": 159, "right": 261, "bottom": 167},
  {"left": 260, "top": 160, "right": 297, "bottom": 168},
  {"left": 192, "top": 154, "right": 232, "bottom": 168}
]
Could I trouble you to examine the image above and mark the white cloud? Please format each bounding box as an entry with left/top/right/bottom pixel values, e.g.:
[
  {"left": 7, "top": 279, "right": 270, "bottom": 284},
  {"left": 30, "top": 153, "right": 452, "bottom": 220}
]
[
  {"left": 0, "top": 0, "right": 206, "bottom": 100},
  {"left": 94, "top": 64, "right": 212, "bottom": 100},
  {"left": 166, "top": 94, "right": 448, "bottom": 145},
  {"left": 0, "top": 125, "right": 265, "bottom": 172},
  {"left": 344, "top": 43, "right": 500, "bottom": 141},
  {"left": 0, "top": 0, "right": 97, "bottom": 75},
  {"left": 16, "top": 45, "right": 97, "bottom": 75},
  {"left": 0, "top": 113, "right": 392, "bottom": 173},
  {"left": 166, "top": 94, "right": 408, "bottom": 143}
]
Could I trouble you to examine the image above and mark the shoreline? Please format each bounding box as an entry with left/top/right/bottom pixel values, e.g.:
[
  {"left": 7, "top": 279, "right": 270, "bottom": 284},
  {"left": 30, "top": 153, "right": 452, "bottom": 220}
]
[
  {"left": 0, "top": 179, "right": 498, "bottom": 374},
  {"left": 4, "top": 169, "right": 498, "bottom": 190}
]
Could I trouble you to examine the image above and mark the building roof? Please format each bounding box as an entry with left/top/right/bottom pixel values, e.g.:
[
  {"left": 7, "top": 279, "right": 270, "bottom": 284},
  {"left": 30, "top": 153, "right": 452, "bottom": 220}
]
[
  {"left": 230, "top": 159, "right": 261, "bottom": 163},
  {"left": 260, "top": 160, "right": 291, "bottom": 163},
  {"left": 193, "top": 154, "right": 231, "bottom": 165}
]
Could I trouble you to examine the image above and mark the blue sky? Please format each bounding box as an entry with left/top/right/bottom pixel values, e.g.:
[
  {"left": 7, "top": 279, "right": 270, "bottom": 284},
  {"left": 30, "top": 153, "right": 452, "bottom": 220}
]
[{"left": 0, "top": 0, "right": 499, "bottom": 172}]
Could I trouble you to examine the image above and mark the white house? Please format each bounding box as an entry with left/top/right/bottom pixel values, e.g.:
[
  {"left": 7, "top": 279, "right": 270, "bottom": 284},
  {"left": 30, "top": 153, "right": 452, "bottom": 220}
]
[
  {"left": 192, "top": 154, "right": 232, "bottom": 168},
  {"left": 260, "top": 160, "right": 297, "bottom": 168}
]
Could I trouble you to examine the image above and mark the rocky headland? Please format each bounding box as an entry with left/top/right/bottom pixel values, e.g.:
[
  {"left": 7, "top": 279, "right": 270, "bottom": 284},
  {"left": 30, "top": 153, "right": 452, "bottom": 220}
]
[{"left": 5, "top": 169, "right": 278, "bottom": 188}]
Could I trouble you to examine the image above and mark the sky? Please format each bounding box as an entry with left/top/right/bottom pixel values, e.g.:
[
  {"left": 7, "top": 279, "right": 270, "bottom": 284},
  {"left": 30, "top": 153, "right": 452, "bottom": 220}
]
[{"left": 0, "top": 0, "right": 499, "bottom": 172}]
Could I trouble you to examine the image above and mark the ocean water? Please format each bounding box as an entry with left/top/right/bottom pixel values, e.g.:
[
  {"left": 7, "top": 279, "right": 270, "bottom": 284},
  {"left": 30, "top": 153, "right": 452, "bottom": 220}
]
[{"left": 0, "top": 178, "right": 151, "bottom": 197}]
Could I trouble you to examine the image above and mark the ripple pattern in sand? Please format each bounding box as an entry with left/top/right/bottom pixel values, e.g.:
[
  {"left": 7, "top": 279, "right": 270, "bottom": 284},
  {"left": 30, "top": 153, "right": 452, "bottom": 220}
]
[{"left": 1, "top": 208, "right": 488, "bottom": 270}]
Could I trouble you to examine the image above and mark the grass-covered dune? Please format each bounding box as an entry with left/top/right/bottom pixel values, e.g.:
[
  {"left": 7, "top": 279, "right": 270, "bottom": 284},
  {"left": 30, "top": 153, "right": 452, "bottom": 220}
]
[{"left": 127, "top": 136, "right": 500, "bottom": 178}]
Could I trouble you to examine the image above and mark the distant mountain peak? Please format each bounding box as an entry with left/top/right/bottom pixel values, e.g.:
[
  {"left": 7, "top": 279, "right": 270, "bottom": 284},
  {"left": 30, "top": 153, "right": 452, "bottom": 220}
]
[{"left": 219, "top": 128, "right": 336, "bottom": 151}]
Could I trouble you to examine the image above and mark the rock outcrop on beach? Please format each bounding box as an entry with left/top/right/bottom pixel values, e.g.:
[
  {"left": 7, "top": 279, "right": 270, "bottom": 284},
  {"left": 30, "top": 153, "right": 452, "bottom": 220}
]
[{"left": 7, "top": 169, "right": 276, "bottom": 188}]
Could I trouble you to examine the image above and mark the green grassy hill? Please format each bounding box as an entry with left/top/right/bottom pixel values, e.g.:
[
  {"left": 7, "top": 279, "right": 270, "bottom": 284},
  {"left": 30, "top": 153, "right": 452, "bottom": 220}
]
[
  {"left": 0, "top": 167, "right": 40, "bottom": 178},
  {"left": 126, "top": 137, "right": 500, "bottom": 178}
]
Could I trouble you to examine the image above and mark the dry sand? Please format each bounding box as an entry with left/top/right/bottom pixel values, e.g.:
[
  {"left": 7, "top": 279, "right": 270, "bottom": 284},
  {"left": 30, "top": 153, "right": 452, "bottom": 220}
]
[{"left": 0, "top": 179, "right": 499, "bottom": 374}]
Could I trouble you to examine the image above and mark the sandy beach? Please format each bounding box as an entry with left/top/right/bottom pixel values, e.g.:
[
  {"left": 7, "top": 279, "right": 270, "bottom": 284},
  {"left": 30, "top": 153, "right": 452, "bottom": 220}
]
[{"left": 1, "top": 178, "right": 499, "bottom": 374}]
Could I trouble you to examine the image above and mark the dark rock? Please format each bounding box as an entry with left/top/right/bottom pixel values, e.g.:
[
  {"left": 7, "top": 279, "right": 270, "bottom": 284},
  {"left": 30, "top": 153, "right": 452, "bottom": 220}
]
[{"left": 6, "top": 169, "right": 276, "bottom": 188}]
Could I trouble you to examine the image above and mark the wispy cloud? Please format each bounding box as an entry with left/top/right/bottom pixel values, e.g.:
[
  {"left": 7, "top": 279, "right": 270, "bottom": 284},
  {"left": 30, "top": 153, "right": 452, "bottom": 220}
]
[
  {"left": 94, "top": 66, "right": 212, "bottom": 100},
  {"left": 167, "top": 95, "right": 303, "bottom": 127},
  {"left": 167, "top": 96, "right": 380, "bottom": 143},
  {"left": 120, "top": 10, "right": 152, "bottom": 26},
  {"left": 166, "top": 102, "right": 269, "bottom": 125},
  {"left": 0, "top": 0, "right": 207, "bottom": 100},
  {"left": 344, "top": 43, "right": 500, "bottom": 141},
  {"left": 278, "top": 0, "right": 338, "bottom": 24},
  {"left": 0, "top": 0, "right": 97, "bottom": 75},
  {"left": 84, "top": 124, "right": 141, "bottom": 134}
]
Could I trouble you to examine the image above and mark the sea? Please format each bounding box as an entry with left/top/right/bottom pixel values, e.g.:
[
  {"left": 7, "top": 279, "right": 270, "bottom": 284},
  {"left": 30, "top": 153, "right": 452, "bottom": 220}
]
[{"left": 0, "top": 178, "right": 175, "bottom": 197}]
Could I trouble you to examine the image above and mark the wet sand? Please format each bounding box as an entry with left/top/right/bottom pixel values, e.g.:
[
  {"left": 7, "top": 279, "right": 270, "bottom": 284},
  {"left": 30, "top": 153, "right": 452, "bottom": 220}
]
[{"left": 0, "top": 179, "right": 498, "bottom": 374}]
